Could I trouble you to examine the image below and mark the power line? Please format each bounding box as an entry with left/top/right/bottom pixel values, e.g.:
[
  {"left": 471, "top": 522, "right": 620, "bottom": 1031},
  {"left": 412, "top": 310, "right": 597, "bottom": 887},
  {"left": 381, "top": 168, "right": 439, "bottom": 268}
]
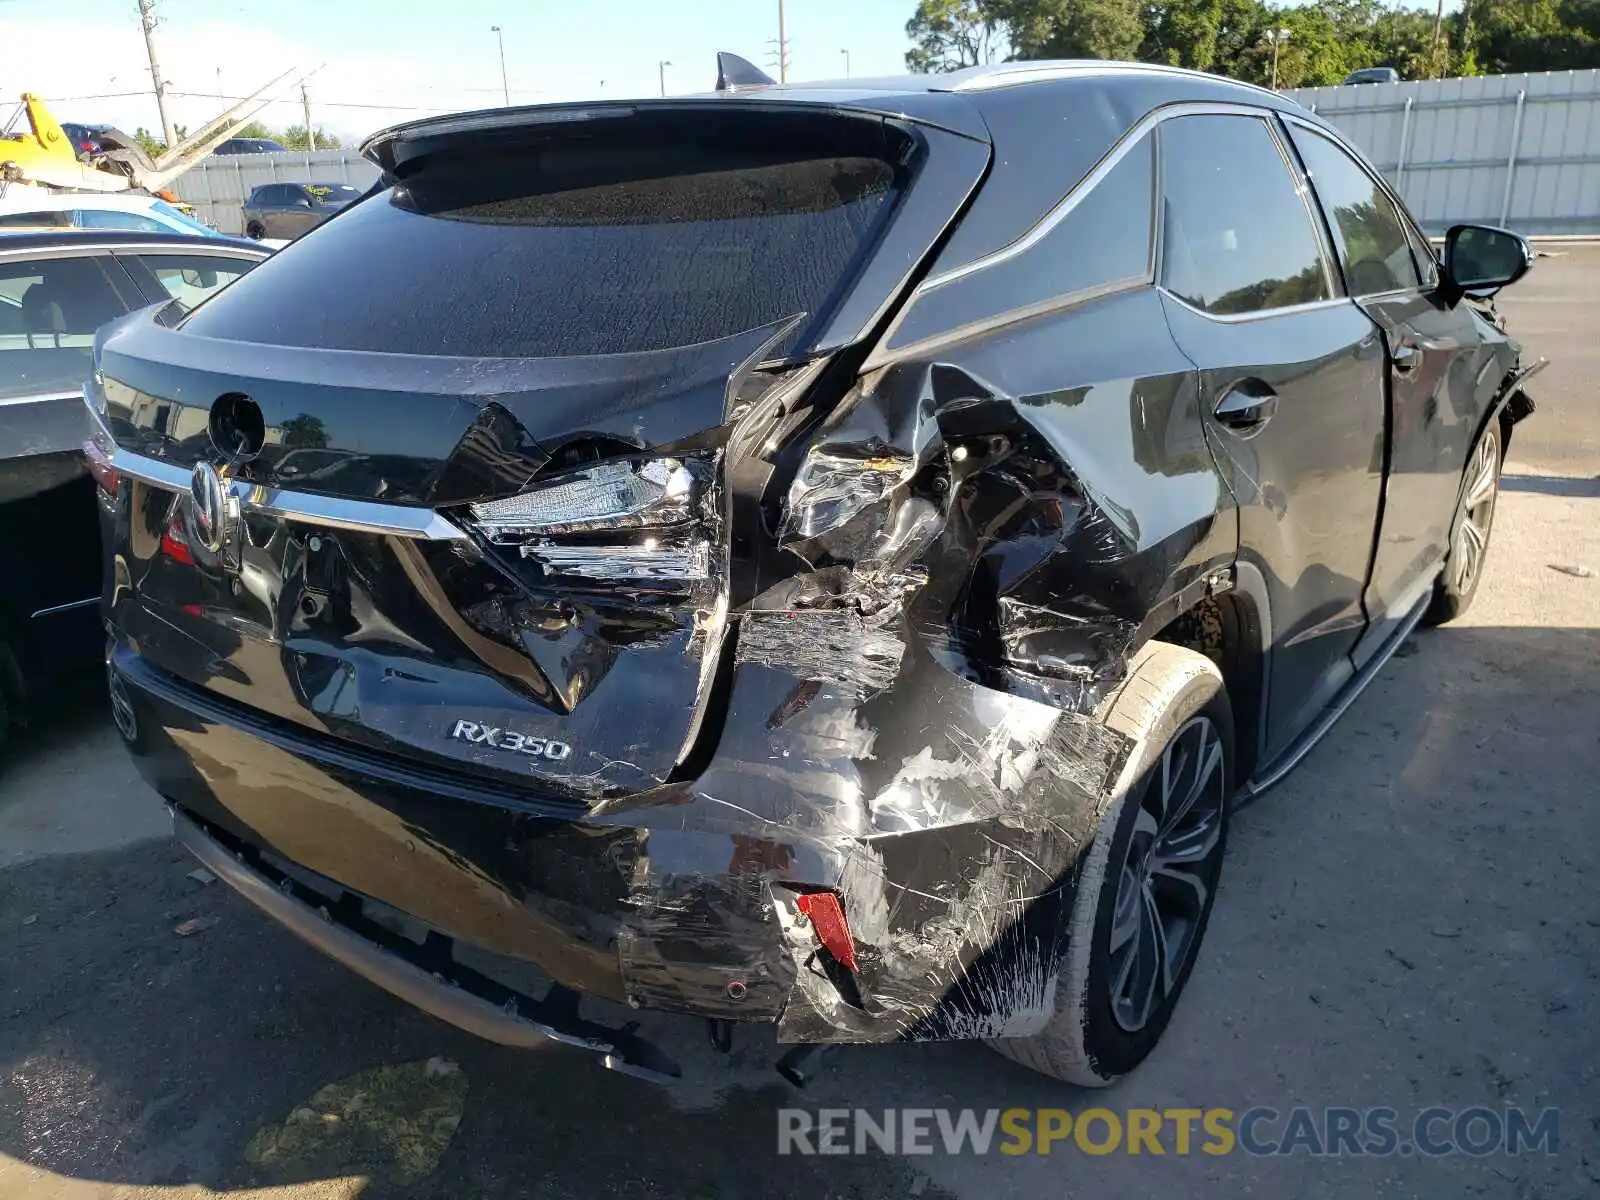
[{"left": 167, "top": 90, "right": 464, "bottom": 112}]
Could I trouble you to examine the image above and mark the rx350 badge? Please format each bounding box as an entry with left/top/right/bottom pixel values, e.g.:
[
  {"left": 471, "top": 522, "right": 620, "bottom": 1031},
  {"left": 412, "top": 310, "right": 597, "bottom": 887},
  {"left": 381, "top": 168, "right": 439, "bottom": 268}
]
[{"left": 449, "top": 719, "right": 572, "bottom": 761}]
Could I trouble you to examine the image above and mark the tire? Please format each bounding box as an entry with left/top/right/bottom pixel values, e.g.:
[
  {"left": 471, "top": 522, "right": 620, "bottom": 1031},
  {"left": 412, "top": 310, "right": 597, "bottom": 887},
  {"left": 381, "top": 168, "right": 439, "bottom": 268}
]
[
  {"left": 1425, "top": 420, "right": 1502, "bottom": 626},
  {"left": 989, "top": 641, "right": 1233, "bottom": 1085},
  {"left": 245, "top": 221, "right": 266, "bottom": 240}
]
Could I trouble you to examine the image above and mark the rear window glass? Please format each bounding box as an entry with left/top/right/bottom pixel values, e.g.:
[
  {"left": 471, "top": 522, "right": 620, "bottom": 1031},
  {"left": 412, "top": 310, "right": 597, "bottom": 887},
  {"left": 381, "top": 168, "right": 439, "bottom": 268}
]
[{"left": 182, "top": 131, "right": 903, "bottom": 359}]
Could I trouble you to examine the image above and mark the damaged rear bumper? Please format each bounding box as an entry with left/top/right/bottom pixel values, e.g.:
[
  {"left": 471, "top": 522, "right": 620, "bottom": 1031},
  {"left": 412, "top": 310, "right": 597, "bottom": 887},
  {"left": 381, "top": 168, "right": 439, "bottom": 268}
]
[
  {"left": 172, "top": 806, "right": 683, "bottom": 1083},
  {"left": 112, "top": 625, "right": 1131, "bottom": 1051}
]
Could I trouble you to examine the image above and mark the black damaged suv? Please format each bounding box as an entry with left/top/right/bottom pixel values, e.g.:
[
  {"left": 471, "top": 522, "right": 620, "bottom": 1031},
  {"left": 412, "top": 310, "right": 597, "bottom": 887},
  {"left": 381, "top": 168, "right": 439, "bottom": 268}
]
[{"left": 87, "top": 57, "right": 1539, "bottom": 1086}]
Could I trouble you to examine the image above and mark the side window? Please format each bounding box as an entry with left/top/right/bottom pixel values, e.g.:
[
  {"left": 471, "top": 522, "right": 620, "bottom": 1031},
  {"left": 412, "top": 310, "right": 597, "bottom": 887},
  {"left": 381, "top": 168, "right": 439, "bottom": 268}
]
[
  {"left": 1158, "top": 114, "right": 1333, "bottom": 317},
  {"left": 0, "top": 256, "right": 130, "bottom": 400},
  {"left": 0, "top": 211, "right": 72, "bottom": 229},
  {"left": 1288, "top": 125, "right": 1424, "bottom": 296},
  {"left": 886, "top": 133, "right": 1155, "bottom": 351},
  {"left": 254, "top": 186, "right": 284, "bottom": 205},
  {"left": 77, "top": 209, "right": 166, "bottom": 233},
  {"left": 128, "top": 253, "right": 255, "bottom": 309}
]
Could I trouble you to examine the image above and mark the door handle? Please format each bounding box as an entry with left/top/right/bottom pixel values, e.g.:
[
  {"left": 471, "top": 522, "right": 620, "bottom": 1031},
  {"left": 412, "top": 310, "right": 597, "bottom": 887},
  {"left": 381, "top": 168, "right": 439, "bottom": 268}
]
[
  {"left": 1213, "top": 382, "right": 1279, "bottom": 436},
  {"left": 1392, "top": 340, "right": 1422, "bottom": 375}
]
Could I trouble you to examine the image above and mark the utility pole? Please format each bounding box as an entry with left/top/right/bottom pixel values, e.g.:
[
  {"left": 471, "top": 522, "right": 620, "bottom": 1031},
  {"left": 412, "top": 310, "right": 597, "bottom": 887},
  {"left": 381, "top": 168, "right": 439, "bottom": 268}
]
[
  {"left": 777, "top": 0, "right": 788, "bottom": 82},
  {"left": 840, "top": 48, "right": 850, "bottom": 78},
  {"left": 301, "top": 83, "right": 315, "bottom": 151},
  {"left": 658, "top": 60, "right": 672, "bottom": 97},
  {"left": 1265, "top": 27, "right": 1291, "bottom": 91},
  {"left": 1432, "top": 0, "right": 1446, "bottom": 78},
  {"left": 136, "top": 0, "right": 178, "bottom": 150},
  {"left": 491, "top": 25, "right": 509, "bottom": 106}
]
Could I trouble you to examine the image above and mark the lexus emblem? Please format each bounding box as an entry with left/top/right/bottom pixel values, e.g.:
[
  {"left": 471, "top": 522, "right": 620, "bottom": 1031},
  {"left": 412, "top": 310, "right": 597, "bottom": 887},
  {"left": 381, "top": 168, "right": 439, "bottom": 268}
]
[{"left": 189, "top": 461, "right": 231, "bottom": 555}]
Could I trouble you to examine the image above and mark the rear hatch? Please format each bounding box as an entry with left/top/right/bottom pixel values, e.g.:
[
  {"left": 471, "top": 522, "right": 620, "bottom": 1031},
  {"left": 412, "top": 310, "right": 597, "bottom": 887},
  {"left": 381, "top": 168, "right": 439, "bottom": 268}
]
[{"left": 94, "top": 99, "right": 988, "bottom": 805}]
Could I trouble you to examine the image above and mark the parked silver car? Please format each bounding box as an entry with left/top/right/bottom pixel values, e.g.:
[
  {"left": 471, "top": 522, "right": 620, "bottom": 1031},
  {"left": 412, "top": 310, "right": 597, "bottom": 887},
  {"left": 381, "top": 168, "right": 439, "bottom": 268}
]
[{"left": 241, "top": 182, "right": 362, "bottom": 240}]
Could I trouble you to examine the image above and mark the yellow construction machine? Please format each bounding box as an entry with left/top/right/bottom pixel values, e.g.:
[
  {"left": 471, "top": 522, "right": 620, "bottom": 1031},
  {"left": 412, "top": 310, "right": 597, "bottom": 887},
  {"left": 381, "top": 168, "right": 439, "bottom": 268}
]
[{"left": 1, "top": 69, "right": 310, "bottom": 202}]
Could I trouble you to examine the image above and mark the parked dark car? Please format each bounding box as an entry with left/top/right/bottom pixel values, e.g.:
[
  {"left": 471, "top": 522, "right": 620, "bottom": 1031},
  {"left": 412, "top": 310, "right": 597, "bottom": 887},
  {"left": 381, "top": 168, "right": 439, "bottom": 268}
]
[
  {"left": 241, "top": 182, "right": 362, "bottom": 240},
  {"left": 0, "top": 229, "right": 267, "bottom": 766},
  {"left": 60, "top": 121, "right": 114, "bottom": 158},
  {"left": 87, "top": 58, "right": 1541, "bottom": 1086},
  {"left": 214, "top": 137, "right": 288, "bottom": 156},
  {"left": 1343, "top": 67, "right": 1402, "bottom": 85}
]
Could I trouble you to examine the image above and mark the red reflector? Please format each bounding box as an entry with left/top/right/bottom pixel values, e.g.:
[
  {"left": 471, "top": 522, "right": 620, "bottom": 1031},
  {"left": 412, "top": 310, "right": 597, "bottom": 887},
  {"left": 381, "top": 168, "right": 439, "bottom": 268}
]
[
  {"left": 82, "top": 440, "right": 120, "bottom": 494},
  {"left": 180, "top": 604, "right": 203, "bottom": 617},
  {"left": 161, "top": 525, "right": 192, "bottom": 564},
  {"left": 796, "top": 891, "right": 858, "bottom": 974}
]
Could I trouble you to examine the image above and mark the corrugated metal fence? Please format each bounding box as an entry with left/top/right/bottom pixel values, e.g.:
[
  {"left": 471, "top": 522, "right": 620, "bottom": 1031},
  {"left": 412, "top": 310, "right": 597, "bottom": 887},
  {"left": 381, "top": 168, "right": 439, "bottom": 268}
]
[
  {"left": 173, "top": 69, "right": 1600, "bottom": 238},
  {"left": 1285, "top": 69, "right": 1600, "bottom": 236},
  {"left": 176, "top": 148, "right": 381, "bottom": 235}
]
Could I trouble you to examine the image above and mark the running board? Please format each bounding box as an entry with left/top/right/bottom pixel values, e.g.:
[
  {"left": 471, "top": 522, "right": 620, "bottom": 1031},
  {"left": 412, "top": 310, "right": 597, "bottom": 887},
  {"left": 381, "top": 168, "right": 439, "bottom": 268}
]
[{"left": 1235, "top": 590, "right": 1431, "bottom": 807}]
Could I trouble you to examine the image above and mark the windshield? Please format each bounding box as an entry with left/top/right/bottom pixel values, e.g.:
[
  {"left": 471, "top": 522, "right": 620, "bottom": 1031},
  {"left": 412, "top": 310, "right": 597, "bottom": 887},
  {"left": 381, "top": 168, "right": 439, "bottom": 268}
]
[
  {"left": 306, "top": 184, "right": 363, "bottom": 204},
  {"left": 151, "top": 200, "right": 222, "bottom": 237}
]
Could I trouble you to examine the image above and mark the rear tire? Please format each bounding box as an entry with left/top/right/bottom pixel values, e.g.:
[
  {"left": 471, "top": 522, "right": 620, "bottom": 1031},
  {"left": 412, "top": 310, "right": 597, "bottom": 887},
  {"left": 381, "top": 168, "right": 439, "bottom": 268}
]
[
  {"left": 245, "top": 221, "right": 266, "bottom": 240},
  {"left": 989, "top": 641, "right": 1232, "bottom": 1085},
  {"left": 1425, "top": 421, "right": 1502, "bottom": 626}
]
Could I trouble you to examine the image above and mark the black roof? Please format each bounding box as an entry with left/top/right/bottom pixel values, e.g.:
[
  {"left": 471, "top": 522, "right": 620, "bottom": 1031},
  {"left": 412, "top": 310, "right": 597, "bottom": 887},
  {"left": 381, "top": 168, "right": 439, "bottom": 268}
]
[
  {"left": 362, "top": 59, "right": 1306, "bottom": 168},
  {"left": 0, "top": 229, "right": 267, "bottom": 256}
]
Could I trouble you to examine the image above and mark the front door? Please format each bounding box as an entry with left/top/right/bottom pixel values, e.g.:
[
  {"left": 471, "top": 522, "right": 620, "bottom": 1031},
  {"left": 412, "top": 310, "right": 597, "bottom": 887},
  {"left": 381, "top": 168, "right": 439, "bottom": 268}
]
[
  {"left": 1154, "top": 112, "right": 1388, "bottom": 757},
  {"left": 1284, "top": 119, "right": 1492, "bottom": 651}
]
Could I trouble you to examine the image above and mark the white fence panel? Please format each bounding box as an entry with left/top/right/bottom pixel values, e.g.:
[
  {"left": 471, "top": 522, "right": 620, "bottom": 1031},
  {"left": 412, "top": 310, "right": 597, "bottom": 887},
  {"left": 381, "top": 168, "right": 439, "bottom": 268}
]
[
  {"left": 174, "top": 149, "right": 381, "bottom": 235},
  {"left": 1286, "top": 69, "right": 1600, "bottom": 235}
]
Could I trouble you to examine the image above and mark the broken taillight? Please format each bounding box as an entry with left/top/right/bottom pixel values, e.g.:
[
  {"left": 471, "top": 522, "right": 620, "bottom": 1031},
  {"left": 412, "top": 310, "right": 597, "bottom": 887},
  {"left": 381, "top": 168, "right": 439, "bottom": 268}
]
[
  {"left": 796, "top": 890, "right": 860, "bottom": 974},
  {"left": 463, "top": 454, "right": 714, "bottom": 583},
  {"left": 82, "top": 438, "right": 120, "bottom": 496}
]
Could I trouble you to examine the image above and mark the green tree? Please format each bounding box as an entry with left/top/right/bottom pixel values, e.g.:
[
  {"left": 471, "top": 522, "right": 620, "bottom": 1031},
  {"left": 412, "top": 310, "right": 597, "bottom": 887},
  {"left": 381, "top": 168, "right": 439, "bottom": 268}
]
[
  {"left": 906, "top": 0, "right": 1010, "bottom": 71},
  {"left": 1461, "top": 0, "right": 1600, "bottom": 73},
  {"left": 1000, "top": 0, "right": 1146, "bottom": 60},
  {"left": 280, "top": 125, "right": 343, "bottom": 150},
  {"left": 231, "top": 120, "right": 274, "bottom": 140}
]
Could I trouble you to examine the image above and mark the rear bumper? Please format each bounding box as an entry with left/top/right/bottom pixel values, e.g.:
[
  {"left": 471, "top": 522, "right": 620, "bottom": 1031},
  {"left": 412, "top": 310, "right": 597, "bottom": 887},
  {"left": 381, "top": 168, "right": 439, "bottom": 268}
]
[
  {"left": 172, "top": 806, "right": 682, "bottom": 1082},
  {"left": 111, "top": 628, "right": 1130, "bottom": 1048}
]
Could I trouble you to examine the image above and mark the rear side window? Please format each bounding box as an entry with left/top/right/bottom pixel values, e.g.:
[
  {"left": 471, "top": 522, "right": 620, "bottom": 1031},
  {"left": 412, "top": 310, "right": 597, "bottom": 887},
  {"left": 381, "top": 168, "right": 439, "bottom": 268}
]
[
  {"left": 0, "top": 256, "right": 129, "bottom": 399},
  {"left": 127, "top": 253, "right": 255, "bottom": 309},
  {"left": 886, "top": 133, "right": 1154, "bottom": 352},
  {"left": 1159, "top": 115, "right": 1333, "bottom": 317},
  {"left": 182, "top": 120, "right": 905, "bottom": 359},
  {"left": 78, "top": 209, "right": 165, "bottom": 233},
  {"left": 1288, "top": 125, "right": 1424, "bottom": 296}
]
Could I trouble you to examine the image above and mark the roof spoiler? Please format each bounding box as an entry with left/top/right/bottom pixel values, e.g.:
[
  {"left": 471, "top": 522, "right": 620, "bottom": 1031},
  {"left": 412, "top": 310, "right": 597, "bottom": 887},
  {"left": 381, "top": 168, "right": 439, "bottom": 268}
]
[{"left": 716, "top": 52, "right": 776, "bottom": 92}]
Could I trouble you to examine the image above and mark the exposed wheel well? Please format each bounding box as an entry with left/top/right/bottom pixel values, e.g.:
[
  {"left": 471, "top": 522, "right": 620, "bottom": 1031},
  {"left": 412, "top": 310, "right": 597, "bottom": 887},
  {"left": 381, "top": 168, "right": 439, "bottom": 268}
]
[{"left": 1152, "top": 591, "right": 1266, "bottom": 785}]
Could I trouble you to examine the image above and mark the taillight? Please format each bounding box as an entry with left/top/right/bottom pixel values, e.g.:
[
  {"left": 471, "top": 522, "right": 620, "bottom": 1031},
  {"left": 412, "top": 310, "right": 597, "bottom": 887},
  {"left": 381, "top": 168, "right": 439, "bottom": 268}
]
[
  {"left": 82, "top": 438, "right": 120, "bottom": 496},
  {"left": 463, "top": 455, "right": 714, "bottom": 583}
]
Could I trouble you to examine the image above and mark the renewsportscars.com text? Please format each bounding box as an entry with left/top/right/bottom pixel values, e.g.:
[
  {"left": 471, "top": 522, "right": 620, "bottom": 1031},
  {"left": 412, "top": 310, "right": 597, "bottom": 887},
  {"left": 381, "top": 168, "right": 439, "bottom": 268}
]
[{"left": 777, "top": 1106, "right": 1560, "bottom": 1158}]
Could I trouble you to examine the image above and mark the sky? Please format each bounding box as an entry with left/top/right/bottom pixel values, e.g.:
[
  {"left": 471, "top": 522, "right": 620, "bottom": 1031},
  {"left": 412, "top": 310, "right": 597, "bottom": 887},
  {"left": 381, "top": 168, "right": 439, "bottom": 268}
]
[{"left": 2, "top": 0, "right": 1461, "bottom": 145}]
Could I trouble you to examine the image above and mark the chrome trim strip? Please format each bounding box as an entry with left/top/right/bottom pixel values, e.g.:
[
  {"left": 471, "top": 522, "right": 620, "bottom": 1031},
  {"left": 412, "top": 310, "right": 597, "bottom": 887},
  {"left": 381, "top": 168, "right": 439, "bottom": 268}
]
[
  {"left": 86, "top": 399, "right": 468, "bottom": 542},
  {"left": 866, "top": 276, "right": 1147, "bottom": 370},
  {"left": 944, "top": 61, "right": 1285, "bottom": 105},
  {"left": 1158, "top": 289, "right": 1353, "bottom": 325},
  {"left": 29, "top": 598, "right": 96, "bottom": 620},
  {"left": 0, "top": 241, "right": 268, "bottom": 264},
  {"left": 1237, "top": 584, "right": 1432, "bottom": 804}
]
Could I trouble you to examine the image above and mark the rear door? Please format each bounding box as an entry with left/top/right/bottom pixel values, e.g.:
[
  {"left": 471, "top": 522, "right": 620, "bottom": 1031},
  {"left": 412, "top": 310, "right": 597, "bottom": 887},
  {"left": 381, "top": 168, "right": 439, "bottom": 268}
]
[
  {"left": 1, "top": 247, "right": 143, "bottom": 665},
  {"left": 1154, "top": 111, "right": 1389, "bottom": 757},
  {"left": 1283, "top": 118, "right": 1492, "bottom": 652},
  {"left": 94, "top": 103, "right": 988, "bottom": 803}
]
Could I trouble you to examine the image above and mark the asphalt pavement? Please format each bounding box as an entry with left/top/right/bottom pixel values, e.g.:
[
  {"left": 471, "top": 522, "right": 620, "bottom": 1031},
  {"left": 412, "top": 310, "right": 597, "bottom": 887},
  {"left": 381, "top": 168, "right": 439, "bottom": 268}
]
[{"left": 2, "top": 249, "right": 1597, "bottom": 1200}]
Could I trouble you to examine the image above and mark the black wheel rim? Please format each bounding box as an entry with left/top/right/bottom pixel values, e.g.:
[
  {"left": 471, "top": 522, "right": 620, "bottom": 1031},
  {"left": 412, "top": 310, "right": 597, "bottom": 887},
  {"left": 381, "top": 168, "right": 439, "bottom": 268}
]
[{"left": 1107, "top": 714, "right": 1226, "bottom": 1033}]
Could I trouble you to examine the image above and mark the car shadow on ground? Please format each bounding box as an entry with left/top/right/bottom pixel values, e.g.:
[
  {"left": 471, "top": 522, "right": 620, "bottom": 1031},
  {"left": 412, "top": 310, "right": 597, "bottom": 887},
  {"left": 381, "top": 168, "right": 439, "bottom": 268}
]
[{"left": 1, "top": 623, "right": 1596, "bottom": 1198}]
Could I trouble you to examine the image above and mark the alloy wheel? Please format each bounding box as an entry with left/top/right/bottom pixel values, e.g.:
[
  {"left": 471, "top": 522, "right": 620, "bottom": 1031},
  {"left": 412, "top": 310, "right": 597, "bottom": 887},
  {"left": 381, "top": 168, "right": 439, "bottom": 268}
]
[
  {"left": 1107, "top": 714, "right": 1227, "bottom": 1033},
  {"left": 1451, "top": 430, "right": 1500, "bottom": 595}
]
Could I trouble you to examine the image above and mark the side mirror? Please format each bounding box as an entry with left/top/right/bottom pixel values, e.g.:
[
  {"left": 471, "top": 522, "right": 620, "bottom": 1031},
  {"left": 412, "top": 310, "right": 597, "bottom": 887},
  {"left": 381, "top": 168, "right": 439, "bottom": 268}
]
[
  {"left": 181, "top": 268, "right": 219, "bottom": 288},
  {"left": 1442, "top": 224, "right": 1533, "bottom": 297}
]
